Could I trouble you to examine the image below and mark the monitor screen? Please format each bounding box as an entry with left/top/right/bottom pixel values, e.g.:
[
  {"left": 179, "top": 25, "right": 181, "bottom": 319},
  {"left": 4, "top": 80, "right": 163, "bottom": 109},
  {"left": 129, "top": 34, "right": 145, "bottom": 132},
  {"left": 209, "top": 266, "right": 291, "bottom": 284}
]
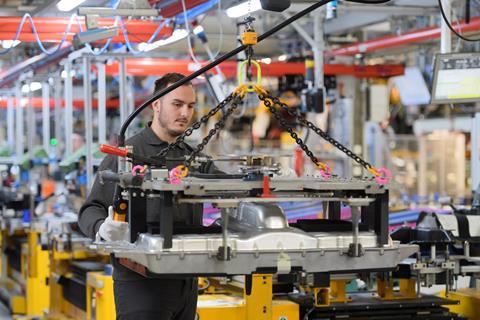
[{"left": 431, "top": 52, "right": 480, "bottom": 104}]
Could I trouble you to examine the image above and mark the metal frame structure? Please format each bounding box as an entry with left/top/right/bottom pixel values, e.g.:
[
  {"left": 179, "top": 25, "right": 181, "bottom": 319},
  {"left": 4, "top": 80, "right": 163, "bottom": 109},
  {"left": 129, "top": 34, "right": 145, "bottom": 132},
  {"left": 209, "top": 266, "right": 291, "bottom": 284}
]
[
  {"left": 95, "top": 171, "right": 416, "bottom": 276},
  {"left": 0, "top": 16, "right": 173, "bottom": 43}
]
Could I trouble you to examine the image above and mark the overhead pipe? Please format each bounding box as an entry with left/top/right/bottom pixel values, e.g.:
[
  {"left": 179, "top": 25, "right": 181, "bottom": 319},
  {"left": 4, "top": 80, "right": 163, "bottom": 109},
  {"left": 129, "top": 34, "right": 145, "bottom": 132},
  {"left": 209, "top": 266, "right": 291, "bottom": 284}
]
[
  {"left": 103, "top": 59, "right": 404, "bottom": 78},
  {"left": 327, "top": 16, "right": 480, "bottom": 56},
  {"left": 157, "top": 0, "right": 211, "bottom": 17},
  {"left": 0, "top": 16, "right": 171, "bottom": 34},
  {"left": 0, "top": 97, "right": 146, "bottom": 109},
  {"left": 0, "top": 17, "right": 173, "bottom": 43}
]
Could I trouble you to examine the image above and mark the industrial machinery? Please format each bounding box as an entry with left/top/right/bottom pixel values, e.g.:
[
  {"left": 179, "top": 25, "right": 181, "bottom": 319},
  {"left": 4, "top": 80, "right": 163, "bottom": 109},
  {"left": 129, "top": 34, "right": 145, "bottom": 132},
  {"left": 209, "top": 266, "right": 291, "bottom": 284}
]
[
  {"left": 392, "top": 207, "right": 480, "bottom": 320},
  {"left": 42, "top": 216, "right": 109, "bottom": 320},
  {"left": 92, "top": 80, "right": 461, "bottom": 318}
]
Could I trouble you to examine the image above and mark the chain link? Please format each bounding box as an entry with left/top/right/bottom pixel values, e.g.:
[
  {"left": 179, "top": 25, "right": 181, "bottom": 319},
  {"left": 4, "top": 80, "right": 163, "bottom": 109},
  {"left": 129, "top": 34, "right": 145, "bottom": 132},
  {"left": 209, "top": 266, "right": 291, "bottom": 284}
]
[
  {"left": 156, "top": 92, "right": 237, "bottom": 158},
  {"left": 260, "top": 95, "right": 326, "bottom": 170},
  {"left": 258, "top": 92, "right": 375, "bottom": 171},
  {"left": 156, "top": 85, "right": 374, "bottom": 175},
  {"left": 185, "top": 96, "right": 241, "bottom": 168}
]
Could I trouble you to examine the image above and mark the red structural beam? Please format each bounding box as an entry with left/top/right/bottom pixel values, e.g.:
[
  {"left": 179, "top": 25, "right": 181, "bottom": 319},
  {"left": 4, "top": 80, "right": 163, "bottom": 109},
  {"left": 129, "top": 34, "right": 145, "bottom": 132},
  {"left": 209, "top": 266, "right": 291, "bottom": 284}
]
[
  {"left": 104, "top": 59, "right": 404, "bottom": 78},
  {"left": 0, "top": 62, "right": 403, "bottom": 109},
  {"left": 0, "top": 17, "right": 173, "bottom": 43},
  {"left": 327, "top": 17, "right": 480, "bottom": 56},
  {"left": 0, "top": 97, "right": 129, "bottom": 109},
  {"left": 158, "top": 0, "right": 211, "bottom": 18}
]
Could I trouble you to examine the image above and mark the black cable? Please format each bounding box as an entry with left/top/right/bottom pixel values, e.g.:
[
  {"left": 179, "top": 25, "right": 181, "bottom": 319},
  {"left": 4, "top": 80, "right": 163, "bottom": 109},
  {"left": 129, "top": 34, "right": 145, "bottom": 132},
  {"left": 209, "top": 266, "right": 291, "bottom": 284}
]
[
  {"left": 118, "top": 0, "right": 392, "bottom": 146},
  {"left": 303, "top": 123, "right": 310, "bottom": 144},
  {"left": 248, "top": 115, "right": 254, "bottom": 152},
  {"left": 438, "top": 0, "right": 480, "bottom": 42},
  {"left": 466, "top": 0, "right": 471, "bottom": 24}
]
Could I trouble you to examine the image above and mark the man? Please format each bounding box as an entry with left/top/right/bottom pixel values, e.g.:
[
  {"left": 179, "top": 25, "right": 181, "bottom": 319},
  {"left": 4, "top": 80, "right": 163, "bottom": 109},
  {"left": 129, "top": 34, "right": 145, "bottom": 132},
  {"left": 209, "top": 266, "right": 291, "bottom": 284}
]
[{"left": 79, "top": 73, "right": 215, "bottom": 320}]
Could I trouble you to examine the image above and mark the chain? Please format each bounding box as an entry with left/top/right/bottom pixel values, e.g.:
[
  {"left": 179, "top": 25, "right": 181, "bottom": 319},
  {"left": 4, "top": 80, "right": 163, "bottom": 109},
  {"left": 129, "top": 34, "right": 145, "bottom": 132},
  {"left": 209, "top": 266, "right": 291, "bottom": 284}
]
[
  {"left": 156, "top": 91, "right": 237, "bottom": 158},
  {"left": 185, "top": 96, "right": 242, "bottom": 168},
  {"left": 260, "top": 95, "right": 326, "bottom": 170},
  {"left": 242, "top": 11, "right": 255, "bottom": 82},
  {"left": 258, "top": 92, "right": 375, "bottom": 171}
]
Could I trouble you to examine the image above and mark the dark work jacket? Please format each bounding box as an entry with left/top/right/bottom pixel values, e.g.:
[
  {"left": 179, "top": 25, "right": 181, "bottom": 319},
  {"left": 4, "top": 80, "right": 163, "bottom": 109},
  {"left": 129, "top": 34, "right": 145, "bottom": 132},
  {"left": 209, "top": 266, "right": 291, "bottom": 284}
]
[{"left": 78, "top": 126, "right": 218, "bottom": 280}]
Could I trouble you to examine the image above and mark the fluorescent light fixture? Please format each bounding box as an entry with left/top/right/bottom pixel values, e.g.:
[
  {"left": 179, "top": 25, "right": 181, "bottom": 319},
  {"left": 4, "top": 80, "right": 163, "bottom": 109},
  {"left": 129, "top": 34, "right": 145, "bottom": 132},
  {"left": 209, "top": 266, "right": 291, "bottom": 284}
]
[
  {"left": 226, "top": 0, "right": 262, "bottom": 18},
  {"left": 260, "top": 57, "right": 272, "bottom": 64},
  {"left": 278, "top": 54, "right": 287, "bottom": 61},
  {"left": 76, "top": 27, "right": 119, "bottom": 43},
  {"left": 2, "top": 40, "right": 21, "bottom": 49},
  {"left": 61, "top": 70, "right": 76, "bottom": 78},
  {"left": 57, "top": 0, "right": 87, "bottom": 12},
  {"left": 138, "top": 29, "right": 188, "bottom": 52},
  {"left": 22, "top": 82, "right": 42, "bottom": 93}
]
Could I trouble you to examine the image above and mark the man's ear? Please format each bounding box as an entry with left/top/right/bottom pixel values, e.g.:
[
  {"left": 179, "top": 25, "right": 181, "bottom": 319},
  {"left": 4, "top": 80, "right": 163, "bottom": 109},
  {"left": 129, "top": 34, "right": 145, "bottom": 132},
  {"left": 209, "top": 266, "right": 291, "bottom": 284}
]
[{"left": 152, "top": 100, "right": 161, "bottom": 112}]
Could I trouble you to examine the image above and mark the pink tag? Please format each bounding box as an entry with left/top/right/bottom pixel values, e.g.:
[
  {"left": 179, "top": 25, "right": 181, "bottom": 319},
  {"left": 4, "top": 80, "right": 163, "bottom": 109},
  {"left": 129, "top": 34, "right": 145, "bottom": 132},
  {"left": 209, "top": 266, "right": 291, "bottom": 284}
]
[
  {"left": 169, "top": 167, "right": 184, "bottom": 185},
  {"left": 374, "top": 167, "right": 392, "bottom": 185},
  {"left": 320, "top": 166, "right": 332, "bottom": 180},
  {"left": 132, "top": 165, "right": 145, "bottom": 177}
]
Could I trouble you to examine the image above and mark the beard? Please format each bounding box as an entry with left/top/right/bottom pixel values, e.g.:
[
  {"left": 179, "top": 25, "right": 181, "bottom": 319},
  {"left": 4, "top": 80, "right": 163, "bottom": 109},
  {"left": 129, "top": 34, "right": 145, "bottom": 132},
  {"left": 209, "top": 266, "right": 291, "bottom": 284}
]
[{"left": 157, "top": 113, "right": 185, "bottom": 137}]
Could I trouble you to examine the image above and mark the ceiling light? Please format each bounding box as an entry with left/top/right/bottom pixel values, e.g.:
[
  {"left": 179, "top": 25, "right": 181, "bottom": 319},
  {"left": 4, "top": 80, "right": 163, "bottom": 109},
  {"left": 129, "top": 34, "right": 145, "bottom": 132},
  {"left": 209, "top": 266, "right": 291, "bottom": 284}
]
[
  {"left": 22, "top": 82, "right": 42, "bottom": 93},
  {"left": 76, "top": 27, "right": 119, "bottom": 43},
  {"left": 57, "top": 0, "right": 87, "bottom": 12},
  {"left": 61, "top": 70, "right": 76, "bottom": 78},
  {"left": 260, "top": 57, "right": 272, "bottom": 64},
  {"left": 138, "top": 29, "right": 189, "bottom": 52},
  {"left": 2, "top": 40, "right": 21, "bottom": 49},
  {"left": 226, "top": 0, "right": 262, "bottom": 18}
]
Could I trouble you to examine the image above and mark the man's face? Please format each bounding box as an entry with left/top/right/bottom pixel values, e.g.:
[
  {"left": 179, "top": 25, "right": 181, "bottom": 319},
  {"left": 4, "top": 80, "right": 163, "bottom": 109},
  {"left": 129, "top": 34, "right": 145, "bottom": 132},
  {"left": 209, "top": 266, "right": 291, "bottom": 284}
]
[{"left": 152, "top": 84, "right": 196, "bottom": 137}]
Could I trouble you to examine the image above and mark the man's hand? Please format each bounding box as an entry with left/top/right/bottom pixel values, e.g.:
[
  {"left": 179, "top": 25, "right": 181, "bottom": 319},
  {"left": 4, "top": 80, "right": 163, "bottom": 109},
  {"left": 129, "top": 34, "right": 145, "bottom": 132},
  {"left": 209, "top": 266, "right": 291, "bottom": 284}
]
[{"left": 97, "top": 206, "right": 129, "bottom": 242}]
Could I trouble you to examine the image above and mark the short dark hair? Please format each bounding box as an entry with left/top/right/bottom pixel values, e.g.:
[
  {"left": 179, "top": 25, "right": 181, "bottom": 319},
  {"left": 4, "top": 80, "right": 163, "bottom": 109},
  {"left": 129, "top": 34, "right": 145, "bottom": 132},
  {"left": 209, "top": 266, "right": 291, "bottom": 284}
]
[{"left": 154, "top": 72, "right": 191, "bottom": 93}]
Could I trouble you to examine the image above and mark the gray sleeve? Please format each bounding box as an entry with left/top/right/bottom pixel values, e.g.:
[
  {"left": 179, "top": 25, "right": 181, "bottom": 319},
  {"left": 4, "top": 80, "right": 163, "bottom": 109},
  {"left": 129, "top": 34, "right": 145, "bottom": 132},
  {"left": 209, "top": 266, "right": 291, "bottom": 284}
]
[{"left": 77, "top": 155, "right": 118, "bottom": 239}]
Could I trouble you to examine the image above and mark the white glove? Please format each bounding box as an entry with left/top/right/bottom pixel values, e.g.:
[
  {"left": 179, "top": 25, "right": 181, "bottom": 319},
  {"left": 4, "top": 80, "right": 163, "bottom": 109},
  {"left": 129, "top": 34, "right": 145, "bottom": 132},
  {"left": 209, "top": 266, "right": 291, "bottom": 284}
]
[{"left": 97, "top": 206, "right": 129, "bottom": 242}]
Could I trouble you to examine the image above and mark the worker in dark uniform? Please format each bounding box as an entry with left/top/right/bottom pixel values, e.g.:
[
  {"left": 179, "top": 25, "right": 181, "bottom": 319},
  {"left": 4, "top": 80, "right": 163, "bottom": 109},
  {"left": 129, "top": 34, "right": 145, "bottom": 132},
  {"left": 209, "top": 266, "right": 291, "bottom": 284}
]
[{"left": 78, "top": 73, "right": 217, "bottom": 320}]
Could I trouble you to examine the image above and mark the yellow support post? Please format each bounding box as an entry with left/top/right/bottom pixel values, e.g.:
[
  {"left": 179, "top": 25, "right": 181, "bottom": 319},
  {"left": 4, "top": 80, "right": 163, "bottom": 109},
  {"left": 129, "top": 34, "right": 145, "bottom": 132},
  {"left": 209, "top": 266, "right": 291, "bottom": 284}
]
[
  {"left": 86, "top": 271, "right": 116, "bottom": 320},
  {"left": 25, "top": 231, "right": 50, "bottom": 317},
  {"left": 378, "top": 278, "right": 417, "bottom": 300},
  {"left": 330, "top": 280, "right": 352, "bottom": 303},
  {"left": 399, "top": 279, "right": 417, "bottom": 299},
  {"left": 11, "top": 295, "right": 26, "bottom": 314},
  {"left": 313, "top": 287, "right": 330, "bottom": 307},
  {"left": 245, "top": 274, "right": 272, "bottom": 320},
  {"left": 377, "top": 278, "right": 394, "bottom": 300}
]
